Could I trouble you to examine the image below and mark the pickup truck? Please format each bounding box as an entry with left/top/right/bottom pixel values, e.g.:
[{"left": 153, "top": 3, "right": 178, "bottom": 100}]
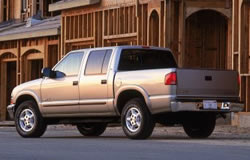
[{"left": 7, "top": 46, "right": 244, "bottom": 139}]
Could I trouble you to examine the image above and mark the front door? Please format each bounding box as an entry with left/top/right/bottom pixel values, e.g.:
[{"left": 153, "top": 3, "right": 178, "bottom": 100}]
[
  {"left": 184, "top": 10, "right": 227, "bottom": 69},
  {"left": 41, "top": 52, "right": 84, "bottom": 115},
  {"left": 79, "top": 49, "right": 113, "bottom": 114}
]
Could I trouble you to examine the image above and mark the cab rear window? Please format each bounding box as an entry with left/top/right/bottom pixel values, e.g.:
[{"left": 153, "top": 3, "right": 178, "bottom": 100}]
[{"left": 118, "top": 49, "right": 177, "bottom": 71}]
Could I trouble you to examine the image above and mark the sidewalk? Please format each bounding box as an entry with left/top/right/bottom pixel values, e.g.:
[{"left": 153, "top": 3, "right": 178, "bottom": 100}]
[{"left": 0, "top": 121, "right": 14, "bottom": 127}]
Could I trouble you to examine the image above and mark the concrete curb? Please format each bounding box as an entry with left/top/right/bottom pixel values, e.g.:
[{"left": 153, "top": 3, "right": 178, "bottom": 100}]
[{"left": 0, "top": 121, "right": 15, "bottom": 127}]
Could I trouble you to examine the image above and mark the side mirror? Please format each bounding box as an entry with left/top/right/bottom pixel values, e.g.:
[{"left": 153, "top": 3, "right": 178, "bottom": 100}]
[
  {"left": 41, "top": 68, "right": 56, "bottom": 78},
  {"left": 55, "top": 71, "right": 66, "bottom": 78}
]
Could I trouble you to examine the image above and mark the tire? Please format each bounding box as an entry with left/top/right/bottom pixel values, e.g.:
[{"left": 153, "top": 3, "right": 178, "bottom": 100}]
[
  {"left": 121, "top": 98, "right": 155, "bottom": 139},
  {"left": 15, "top": 100, "right": 47, "bottom": 138},
  {"left": 183, "top": 112, "right": 216, "bottom": 138},
  {"left": 76, "top": 123, "right": 107, "bottom": 136}
]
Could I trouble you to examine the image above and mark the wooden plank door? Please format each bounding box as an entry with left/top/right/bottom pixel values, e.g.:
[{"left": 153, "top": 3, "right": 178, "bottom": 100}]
[
  {"left": 6, "top": 61, "right": 16, "bottom": 120},
  {"left": 184, "top": 10, "right": 227, "bottom": 69},
  {"left": 0, "top": 62, "right": 7, "bottom": 121},
  {"left": 29, "top": 59, "right": 43, "bottom": 81}
]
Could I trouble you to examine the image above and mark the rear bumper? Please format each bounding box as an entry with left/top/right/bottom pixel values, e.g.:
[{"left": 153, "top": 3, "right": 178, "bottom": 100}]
[
  {"left": 171, "top": 101, "right": 244, "bottom": 112},
  {"left": 7, "top": 104, "right": 15, "bottom": 120}
]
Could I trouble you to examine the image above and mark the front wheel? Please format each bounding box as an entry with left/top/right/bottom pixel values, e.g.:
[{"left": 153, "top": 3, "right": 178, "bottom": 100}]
[
  {"left": 121, "top": 98, "right": 155, "bottom": 139},
  {"left": 76, "top": 123, "right": 107, "bottom": 136},
  {"left": 15, "top": 100, "right": 47, "bottom": 138},
  {"left": 183, "top": 112, "right": 216, "bottom": 138}
]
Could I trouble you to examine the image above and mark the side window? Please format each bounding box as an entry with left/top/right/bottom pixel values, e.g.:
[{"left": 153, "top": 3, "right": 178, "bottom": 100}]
[
  {"left": 54, "top": 52, "right": 84, "bottom": 76},
  {"left": 102, "top": 50, "right": 112, "bottom": 74},
  {"left": 85, "top": 50, "right": 112, "bottom": 75}
]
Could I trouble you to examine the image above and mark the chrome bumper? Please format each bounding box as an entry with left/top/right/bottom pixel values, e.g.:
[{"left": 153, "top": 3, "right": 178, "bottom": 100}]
[
  {"left": 7, "top": 104, "right": 15, "bottom": 120},
  {"left": 171, "top": 101, "right": 244, "bottom": 112}
]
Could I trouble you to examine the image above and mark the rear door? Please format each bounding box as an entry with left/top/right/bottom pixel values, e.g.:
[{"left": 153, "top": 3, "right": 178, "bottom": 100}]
[{"left": 79, "top": 49, "right": 113, "bottom": 114}]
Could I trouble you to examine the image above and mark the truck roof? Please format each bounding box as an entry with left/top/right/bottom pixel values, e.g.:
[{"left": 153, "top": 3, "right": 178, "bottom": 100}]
[{"left": 68, "top": 45, "right": 172, "bottom": 54}]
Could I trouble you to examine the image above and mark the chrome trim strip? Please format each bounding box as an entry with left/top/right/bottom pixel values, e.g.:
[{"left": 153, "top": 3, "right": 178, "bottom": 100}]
[
  {"left": 42, "top": 99, "right": 114, "bottom": 107},
  {"left": 149, "top": 95, "right": 175, "bottom": 100},
  {"left": 79, "top": 102, "right": 106, "bottom": 105},
  {"left": 79, "top": 98, "right": 113, "bottom": 105},
  {"left": 42, "top": 100, "right": 79, "bottom": 107},
  {"left": 107, "top": 98, "right": 114, "bottom": 102}
]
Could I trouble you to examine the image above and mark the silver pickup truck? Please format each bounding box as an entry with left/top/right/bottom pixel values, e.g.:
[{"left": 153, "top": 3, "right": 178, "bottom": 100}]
[{"left": 7, "top": 46, "right": 243, "bottom": 139}]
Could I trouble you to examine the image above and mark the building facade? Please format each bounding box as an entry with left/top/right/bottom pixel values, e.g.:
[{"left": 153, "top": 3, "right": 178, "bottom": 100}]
[
  {"left": 0, "top": 0, "right": 249, "bottom": 125},
  {"left": 0, "top": 0, "right": 61, "bottom": 120}
]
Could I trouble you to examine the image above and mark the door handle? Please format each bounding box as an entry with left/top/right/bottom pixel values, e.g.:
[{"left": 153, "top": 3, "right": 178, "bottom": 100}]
[
  {"left": 73, "top": 81, "right": 78, "bottom": 86},
  {"left": 101, "top": 80, "right": 107, "bottom": 84}
]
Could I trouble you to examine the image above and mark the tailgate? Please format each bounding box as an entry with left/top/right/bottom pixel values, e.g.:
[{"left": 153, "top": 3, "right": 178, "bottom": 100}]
[{"left": 176, "top": 69, "right": 239, "bottom": 100}]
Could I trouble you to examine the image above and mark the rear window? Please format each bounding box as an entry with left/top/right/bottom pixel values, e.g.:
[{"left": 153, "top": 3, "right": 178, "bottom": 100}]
[{"left": 118, "top": 49, "right": 177, "bottom": 71}]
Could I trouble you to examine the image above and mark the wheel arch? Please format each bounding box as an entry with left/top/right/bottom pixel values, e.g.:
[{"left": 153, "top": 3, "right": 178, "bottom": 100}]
[
  {"left": 115, "top": 85, "right": 152, "bottom": 115},
  {"left": 14, "top": 91, "right": 41, "bottom": 114}
]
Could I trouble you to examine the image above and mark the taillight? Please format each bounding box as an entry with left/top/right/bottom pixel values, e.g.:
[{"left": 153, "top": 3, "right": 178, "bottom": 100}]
[{"left": 165, "top": 72, "right": 177, "bottom": 85}]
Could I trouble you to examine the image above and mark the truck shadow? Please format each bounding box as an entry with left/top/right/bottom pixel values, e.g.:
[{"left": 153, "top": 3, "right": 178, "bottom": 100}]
[
  {"left": 149, "top": 136, "right": 250, "bottom": 141},
  {"left": 42, "top": 135, "right": 250, "bottom": 141}
]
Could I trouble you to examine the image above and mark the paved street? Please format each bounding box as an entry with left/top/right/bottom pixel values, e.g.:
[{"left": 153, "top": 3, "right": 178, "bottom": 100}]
[{"left": 0, "top": 125, "right": 250, "bottom": 160}]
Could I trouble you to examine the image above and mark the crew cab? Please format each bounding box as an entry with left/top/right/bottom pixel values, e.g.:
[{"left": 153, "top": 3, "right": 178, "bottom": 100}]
[{"left": 7, "top": 46, "right": 244, "bottom": 139}]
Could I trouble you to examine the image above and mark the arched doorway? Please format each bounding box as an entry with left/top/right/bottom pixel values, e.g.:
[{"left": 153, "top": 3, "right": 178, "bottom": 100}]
[
  {"left": 184, "top": 10, "right": 228, "bottom": 69},
  {"left": 149, "top": 10, "right": 159, "bottom": 46},
  {"left": 22, "top": 49, "right": 43, "bottom": 82}
]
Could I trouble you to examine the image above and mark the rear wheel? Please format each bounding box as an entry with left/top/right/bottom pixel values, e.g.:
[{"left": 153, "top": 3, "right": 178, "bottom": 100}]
[
  {"left": 121, "top": 98, "right": 155, "bottom": 139},
  {"left": 15, "top": 100, "right": 47, "bottom": 138},
  {"left": 76, "top": 123, "right": 107, "bottom": 136},
  {"left": 183, "top": 112, "right": 216, "bottom": 138}
]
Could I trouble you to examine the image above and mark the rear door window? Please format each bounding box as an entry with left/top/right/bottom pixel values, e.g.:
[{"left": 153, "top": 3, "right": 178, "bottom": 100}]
[
  {"left": 101, "top": 50, "right": 112, "bottom": 74},
  {"left": 118, "top": 49, "right": 177, "bottom": 71},
  {"left": 85, "top": 50, "right": 112, "bottom": 75}
]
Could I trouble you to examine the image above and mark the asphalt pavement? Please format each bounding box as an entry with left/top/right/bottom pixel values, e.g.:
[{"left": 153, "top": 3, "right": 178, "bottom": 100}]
[{"left": 0, "top": 125, "right": 250, "bottom": 160}]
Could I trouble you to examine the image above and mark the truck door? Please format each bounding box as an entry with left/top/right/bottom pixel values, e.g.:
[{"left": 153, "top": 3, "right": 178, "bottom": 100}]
[
  {"left": 41, "top": 52, "right": 84, "bottom": 114},
  {"left": 79, "top": 49, "right": 113, "bottom": 114}
]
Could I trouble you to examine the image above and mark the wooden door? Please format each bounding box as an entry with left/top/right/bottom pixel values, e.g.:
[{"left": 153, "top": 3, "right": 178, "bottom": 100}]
[
  {"left": 29, "top": 59, "right": 43, "bottom": 81},
  {"left": 184, "top": 10, "right": 227, "bottom": 69},
  {"left": 0, "top": 62, "right": 7, "bottom": 121},
  {"left": 0, "top": 61, "right": 16, "bottom": 120},
  {"left": 48, "top": 45, "right": 59, "bottom": 68},
  {"left": 149, "top": 10, "right": 160, "bottom": 46},
  {"left": 6, "top": 62, "right": 16, "bottom": 120}
]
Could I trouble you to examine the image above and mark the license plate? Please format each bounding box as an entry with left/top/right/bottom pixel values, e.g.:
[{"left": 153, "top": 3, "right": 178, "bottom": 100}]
[{"left": 203, "top": 100, "right": 218, "bottom": 109}]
